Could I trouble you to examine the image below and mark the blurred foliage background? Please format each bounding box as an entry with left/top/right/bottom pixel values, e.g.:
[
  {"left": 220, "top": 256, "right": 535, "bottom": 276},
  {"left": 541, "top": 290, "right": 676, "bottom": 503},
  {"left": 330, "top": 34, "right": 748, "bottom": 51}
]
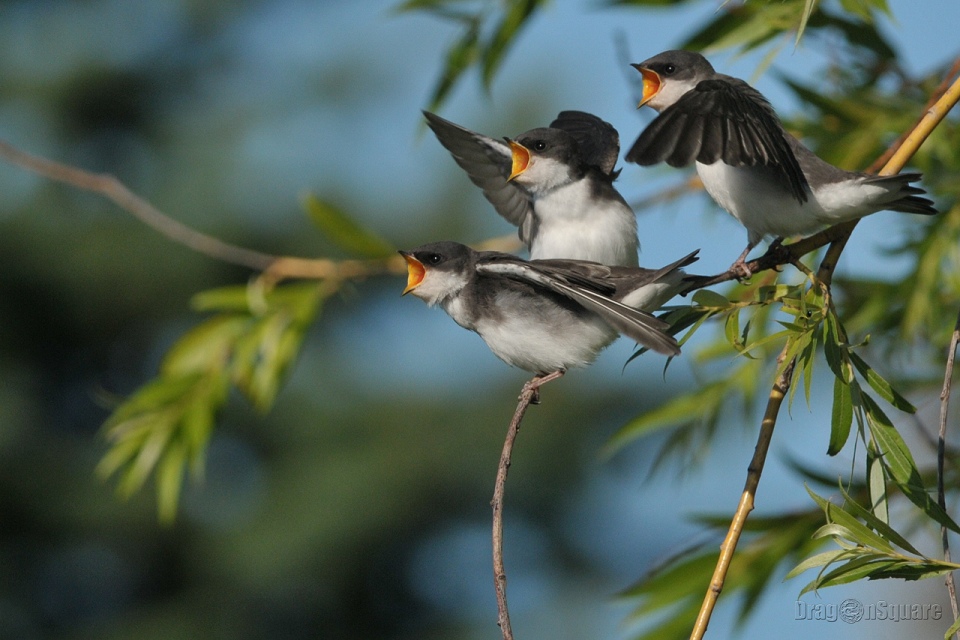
[{"left": 1, "top": 1, "right": 959, "bottom": 639}]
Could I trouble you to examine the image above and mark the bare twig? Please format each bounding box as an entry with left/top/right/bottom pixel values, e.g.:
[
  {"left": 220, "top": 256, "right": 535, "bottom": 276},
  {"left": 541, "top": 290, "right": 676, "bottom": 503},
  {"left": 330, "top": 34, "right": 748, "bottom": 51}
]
[
  {"left": 0, "top": 139, "right": 525, "bottom": 284},
  {"left": 491, "top": 370, "right": 564, "bottom": 640},
  {"left": 938, "top": 307, "right": 960, "bottom": 637}
]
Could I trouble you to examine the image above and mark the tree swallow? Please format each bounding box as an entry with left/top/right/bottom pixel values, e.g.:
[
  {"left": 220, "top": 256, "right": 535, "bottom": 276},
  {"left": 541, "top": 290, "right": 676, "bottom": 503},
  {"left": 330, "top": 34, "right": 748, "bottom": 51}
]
[
  {"left": 399, "top": 242, "right": 698, "bottom": 376},
  {"left": 424, "top": 110, "right": 641, "bottom": 267},
  {"left": 625, "top": 50, "right": 937, "bottom": 276}
]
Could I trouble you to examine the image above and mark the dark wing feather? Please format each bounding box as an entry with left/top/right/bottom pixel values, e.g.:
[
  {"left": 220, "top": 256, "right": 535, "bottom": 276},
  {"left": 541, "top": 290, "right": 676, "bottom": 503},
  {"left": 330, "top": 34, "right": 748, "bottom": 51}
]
[
  {"left": 549, "top": 110, "right": 621, "bottom": 176},
  {"left": 477, "top": 257, "right": 680, "bottom": 356},
  {"left": 423, "top": 111, "right": 533, "bottom": 229},
  {"left": 626, "top": 78, "right": 809, "bottom": 204}
]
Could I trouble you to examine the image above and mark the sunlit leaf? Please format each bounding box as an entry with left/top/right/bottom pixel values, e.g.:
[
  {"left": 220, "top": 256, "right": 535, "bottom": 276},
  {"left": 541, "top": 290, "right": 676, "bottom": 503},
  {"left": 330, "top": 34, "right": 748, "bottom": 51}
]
[
  {"left": 692, "top": 289, "right": 732, "bottom": 309},
  {"left": 784, "top": 549, "right": 850, "bottom": 580},
  {"left": 795, "top": 0, "right": 819, "bottom": 45}
]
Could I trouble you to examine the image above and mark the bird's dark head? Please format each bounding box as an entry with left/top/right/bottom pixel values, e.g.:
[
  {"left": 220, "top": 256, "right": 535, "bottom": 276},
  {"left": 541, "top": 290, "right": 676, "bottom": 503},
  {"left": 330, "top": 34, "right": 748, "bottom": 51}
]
[
  {"left": 505, "top": 128, "right": 579, "bottom": 189},
  {"left": 631, "top": 49, "right": 714, "bottom": 112},
  {"left": 399, "top": 241, "right": 474, "bottom": 305}
]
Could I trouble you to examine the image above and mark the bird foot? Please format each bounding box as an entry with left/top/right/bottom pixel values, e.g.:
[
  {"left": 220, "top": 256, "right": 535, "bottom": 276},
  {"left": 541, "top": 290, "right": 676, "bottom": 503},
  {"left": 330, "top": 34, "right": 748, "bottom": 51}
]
[
  {"left": 520, "top": 370, "right": 566, "bottom": 403},
  {"left": 727, "top": 258, "right": 753, "bottom": 282}
]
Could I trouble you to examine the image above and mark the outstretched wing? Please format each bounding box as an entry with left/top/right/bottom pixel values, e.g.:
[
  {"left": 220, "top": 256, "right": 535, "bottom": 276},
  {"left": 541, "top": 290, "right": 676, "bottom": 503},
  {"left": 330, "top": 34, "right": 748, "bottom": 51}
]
[
  {"left": 626, "top": 78, "right": 808, "bottom": 204},
  {"left": 550, "top": 110, "right": 620, "bottom": 176},
  {"left": 477, "top": 257, "right": 680, "bottom": 356},
  {"left": 424, "top": 111, "right": 533, "bottom": 229}
]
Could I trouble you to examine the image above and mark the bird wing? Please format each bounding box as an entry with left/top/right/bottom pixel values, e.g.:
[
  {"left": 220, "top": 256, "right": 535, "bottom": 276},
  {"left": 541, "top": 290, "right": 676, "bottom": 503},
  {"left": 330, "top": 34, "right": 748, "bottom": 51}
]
[
  {"left": 626, "top": 77, "right": 809, "bottom": 204},
  {"left": 424, "top": 111, "right": 534, "bottom": 231},
  {"left": 550, "top": 111, "right": 621, "bottom": 176},
  {"left": 477, "top": 257, "right": 680, "bottom": 356},
  {"left": 606, "top": 250, "right": 700, "bottom": 289}
]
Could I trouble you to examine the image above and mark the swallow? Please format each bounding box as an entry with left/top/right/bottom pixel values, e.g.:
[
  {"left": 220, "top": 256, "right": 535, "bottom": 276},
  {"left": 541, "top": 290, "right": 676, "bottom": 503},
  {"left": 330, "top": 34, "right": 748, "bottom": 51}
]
[
  {"left": 400, "top": 242, "right": 698, "bottom": 383},
  {"left": 424, "top": 110, "right": 641, "bottom": 267},
  {"left": 625, "top": 49, "right": 937, "bottom": 276}
]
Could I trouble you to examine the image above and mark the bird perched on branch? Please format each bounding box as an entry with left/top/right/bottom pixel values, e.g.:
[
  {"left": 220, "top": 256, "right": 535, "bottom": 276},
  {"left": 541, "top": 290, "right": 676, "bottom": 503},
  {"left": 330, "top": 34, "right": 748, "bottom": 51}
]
[
  {"left": 424, "top": 110, "right": 640, "bottom": 267},
  {"left": 625, "top": 49, "right": 937, "bottom": 277},
  {"left": 400, "top": 241, "right": 697, "bottom": 389}
]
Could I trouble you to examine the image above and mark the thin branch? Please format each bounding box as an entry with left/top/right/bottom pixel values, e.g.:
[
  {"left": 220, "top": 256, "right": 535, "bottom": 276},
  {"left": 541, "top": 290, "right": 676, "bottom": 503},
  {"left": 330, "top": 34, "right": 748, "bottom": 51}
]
[
  {"left": 689, "top": 352, "right": 795, "bottom": 640},
  {"left": 0, "top": 139, "right": 417, "bottom": 283},
  {"left": 491, "top": 370, "right": 564, "bottom": 640},
  {"left": 0, "top": 139, "right": 283, "bottom": 272},
  {"left": 938, "top": 307, "right": 960, "bottom": 636}
]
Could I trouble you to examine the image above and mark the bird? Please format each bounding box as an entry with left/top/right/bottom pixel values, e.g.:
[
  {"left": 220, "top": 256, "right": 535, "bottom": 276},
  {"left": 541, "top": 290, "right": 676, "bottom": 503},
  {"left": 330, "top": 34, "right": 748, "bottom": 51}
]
[
  {"left": 424, "top": 110, "right": 641, "bottom": 267},
  {"left": 624, "top": 49, "right": 937, "bottom": 277},
  {"left": 400, "top": 241, "right": 698, "bottom": 391}
]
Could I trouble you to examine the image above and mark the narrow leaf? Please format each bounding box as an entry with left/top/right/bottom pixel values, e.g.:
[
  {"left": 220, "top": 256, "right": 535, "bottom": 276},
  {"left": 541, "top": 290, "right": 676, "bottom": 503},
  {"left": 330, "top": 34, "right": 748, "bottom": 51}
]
[
  {"left": 828, "top": 377, "right": 853, "bottom": 455},
  {"left": 849, "top": 351, "right": 916, "bottom": 413},
  {"left": 302, "top": 193, "right": 396, "bottom": 259}
]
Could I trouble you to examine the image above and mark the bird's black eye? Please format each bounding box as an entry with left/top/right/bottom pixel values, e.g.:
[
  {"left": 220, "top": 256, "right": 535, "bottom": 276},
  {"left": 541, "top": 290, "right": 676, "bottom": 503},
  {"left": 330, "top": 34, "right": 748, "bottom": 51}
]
[
  {"left": 663, "top": 63, "right": 676, "bottom": 75},
  {"left": 426, "top": 253, "right": 443, "bottom": 265},
  {"left": 532, "top": 140, "right": 547, "bottom": 151}
]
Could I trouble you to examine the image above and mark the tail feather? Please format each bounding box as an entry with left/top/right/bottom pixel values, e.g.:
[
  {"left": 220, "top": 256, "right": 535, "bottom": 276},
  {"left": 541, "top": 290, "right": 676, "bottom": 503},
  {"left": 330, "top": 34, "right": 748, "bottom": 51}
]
[{"left": 863, "top": 173, "right": 938, "bottom": 216}]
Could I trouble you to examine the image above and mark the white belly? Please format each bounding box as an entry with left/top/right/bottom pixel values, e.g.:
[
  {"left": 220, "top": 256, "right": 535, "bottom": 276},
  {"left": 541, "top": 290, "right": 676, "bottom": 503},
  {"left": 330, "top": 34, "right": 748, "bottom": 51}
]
[
  {"left": 529, "top": 185, "right": 639, "bottom": 267},
  {"left": 477, "top": 313, "right": 617, "bottom": 372},
  {"left": 695, "top": 162, "right": 877, "bottom": 244}
]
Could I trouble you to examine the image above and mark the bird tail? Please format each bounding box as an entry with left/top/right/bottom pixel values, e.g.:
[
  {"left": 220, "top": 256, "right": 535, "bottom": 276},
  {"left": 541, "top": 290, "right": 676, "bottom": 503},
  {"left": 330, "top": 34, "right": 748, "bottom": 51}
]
[{"left": 863, "top": 173, "right": 938, "bottom": 215}]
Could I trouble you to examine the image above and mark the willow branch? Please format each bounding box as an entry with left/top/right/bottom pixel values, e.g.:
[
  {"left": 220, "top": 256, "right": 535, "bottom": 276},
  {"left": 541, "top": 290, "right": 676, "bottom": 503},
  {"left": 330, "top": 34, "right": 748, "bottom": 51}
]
[
  {"left": 689, "top": 353, "right": 795, "bottom": 640},
  {"left": 939, "top": 307, "right": 960, "bottom": 636}
]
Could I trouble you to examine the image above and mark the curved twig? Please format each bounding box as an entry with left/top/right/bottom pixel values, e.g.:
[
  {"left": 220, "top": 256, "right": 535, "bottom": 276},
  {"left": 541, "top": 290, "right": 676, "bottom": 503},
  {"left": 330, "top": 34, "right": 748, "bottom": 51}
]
[{"left": 491, "top": 371, "right": 565, "bottom": 640}]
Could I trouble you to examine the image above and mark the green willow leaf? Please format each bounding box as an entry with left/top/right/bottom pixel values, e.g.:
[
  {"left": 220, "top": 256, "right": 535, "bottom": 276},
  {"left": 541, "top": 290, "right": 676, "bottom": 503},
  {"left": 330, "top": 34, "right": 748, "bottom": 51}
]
[
  {"left": 426, "top": 19, "right": 480, "bottom": 111},
  {"left": 785, "top": 549, "right": 851, "bottom": 580},
  {"left": 807, "top": 487, "right": 893, "bottom": 552},
  {"left": 838, "top": 484, "right": 920, "bottom": 555},
  {"left": 862, "top": 394, "right": 960, "bottom": 534},
  {"left": 481, "top": 0, "right": 541, "bottom": 88},
  {"left": 848, "top": 350, "right": 916, "bottom": 412},
  {"left": 866, "top": 448, "right": 889, "bottom": 525},
  {"left": 692, "top": 289, "right": 731, "bottom": 309},
  {"left": 828, "top": 377, "right": 853, "bottom": 455},
  {"left": 800, "top": 556, "right": 895, "bottom": 595},
  {"left": 795, "top": 0, "right": 819, "bottom": 45},
  {"left": 303, "top": 193, "right": 396, "bottom": 258}
]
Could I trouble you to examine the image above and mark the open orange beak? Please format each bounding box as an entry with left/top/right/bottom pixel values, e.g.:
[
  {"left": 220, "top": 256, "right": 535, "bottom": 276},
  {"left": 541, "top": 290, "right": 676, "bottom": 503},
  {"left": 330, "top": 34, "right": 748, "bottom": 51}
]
[
  {"left": 400, "top": 252, "right": 425, "bottom": 295},
  {"left": 507, "top": 140, "right": 530, "bottom": 181},
  {"left": 633, "top": 65, "right": 661, "bottom": 107}
]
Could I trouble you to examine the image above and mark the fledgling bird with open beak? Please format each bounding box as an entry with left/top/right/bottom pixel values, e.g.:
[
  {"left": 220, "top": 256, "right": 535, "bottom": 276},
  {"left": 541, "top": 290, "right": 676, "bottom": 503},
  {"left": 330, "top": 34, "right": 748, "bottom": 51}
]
[
  {"left": 424, "top": 110, "right": 640, "bottom": 267},
  {"left": 625, "top": 49, "right": 937, "bottom": 277},
  {"left": 400, "top": 241, "right": 697, "bottom": 391}
]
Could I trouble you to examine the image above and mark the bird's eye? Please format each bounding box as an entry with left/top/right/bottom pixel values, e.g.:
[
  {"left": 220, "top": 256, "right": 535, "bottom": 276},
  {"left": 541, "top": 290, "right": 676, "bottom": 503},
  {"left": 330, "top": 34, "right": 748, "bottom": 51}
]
[
  {"left": 664, "top": 64, "right": 676, "bottom": 74},
  {"left": 426, "top": 253, "right": 443, "bottom": 265},
  {"left": 533, "top": 140, "right": 547, "bottom": 151}
]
